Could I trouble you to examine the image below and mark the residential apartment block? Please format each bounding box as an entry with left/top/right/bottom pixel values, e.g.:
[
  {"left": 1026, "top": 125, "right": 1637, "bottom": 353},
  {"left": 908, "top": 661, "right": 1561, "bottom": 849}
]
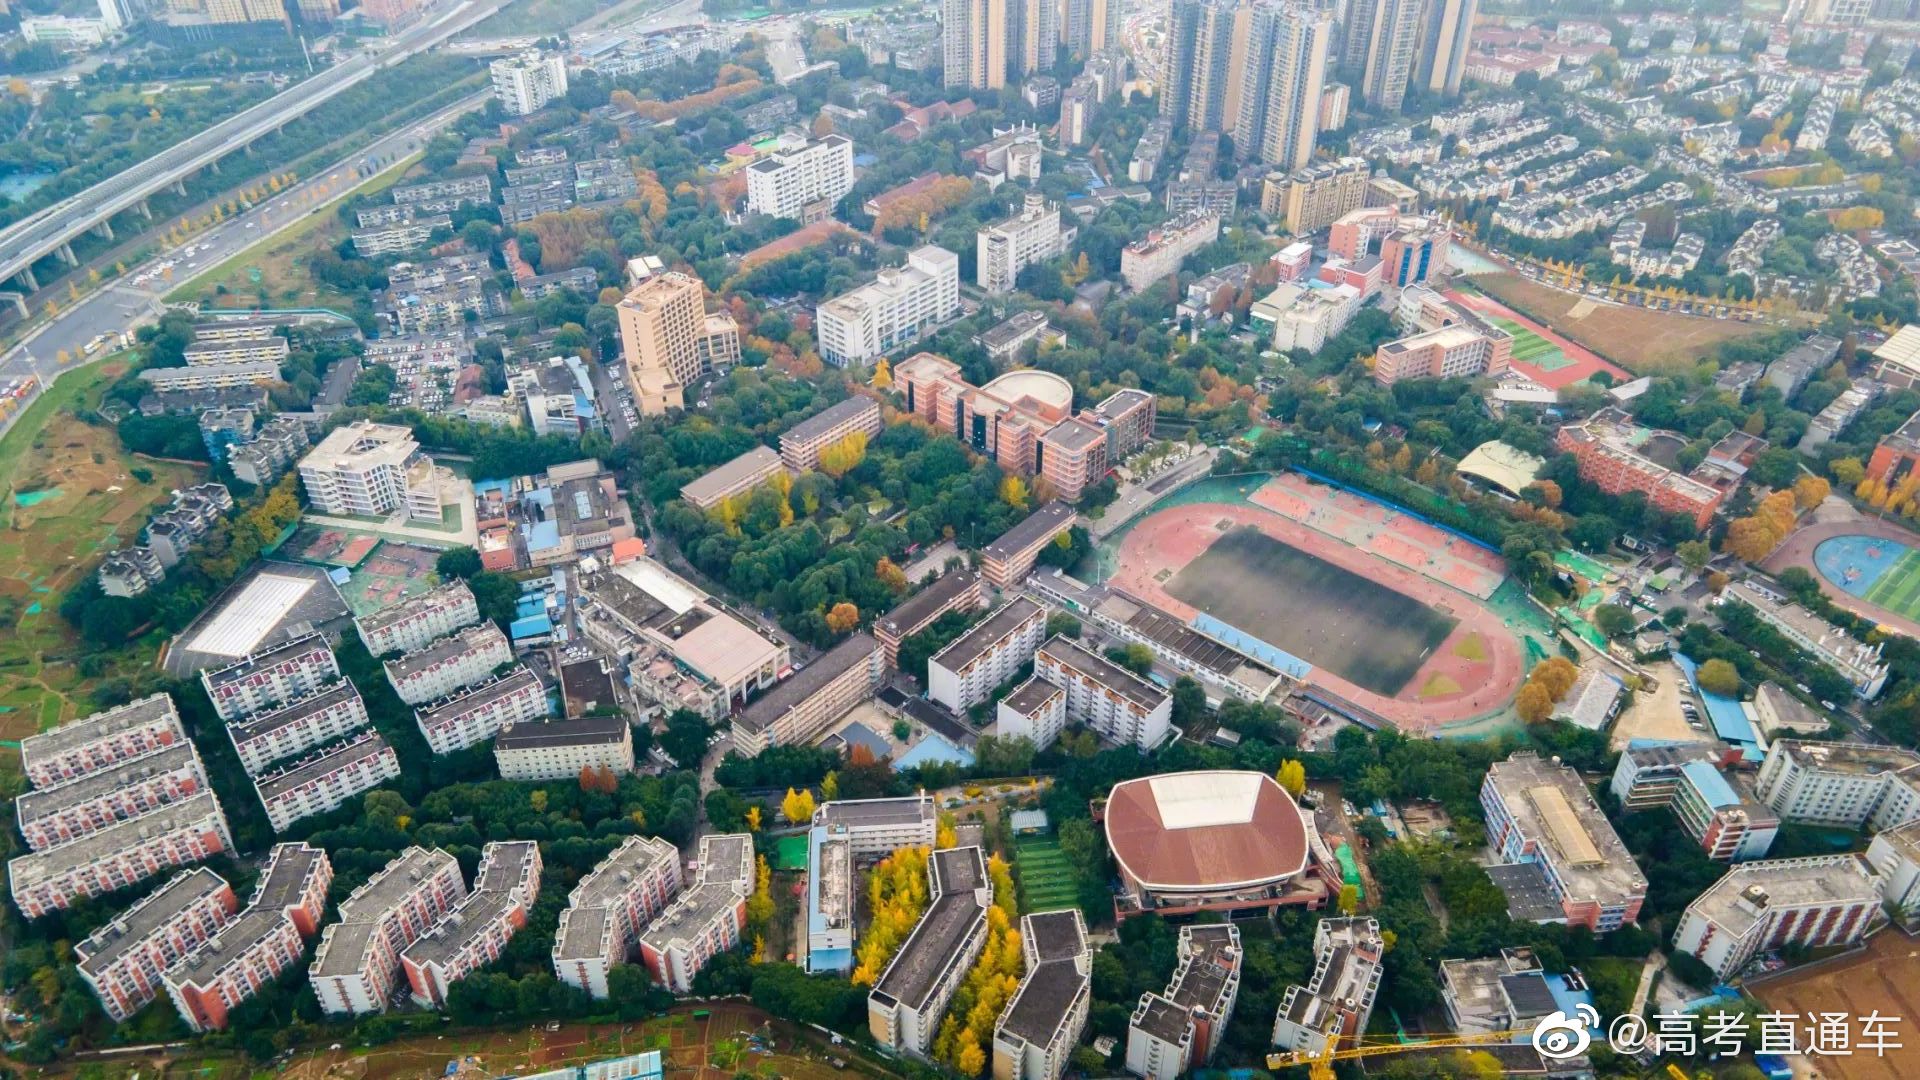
[
  {"left": 16, "top": 742, "right": 211, "bottom": 852},
  {"left": 1269, "top": 918, "right": 1384, "bottom": 1056},
  {"left": 164, "top": 844, "right": 332, "bottom": 1032},
  {"left": 1672, "top": 854, "right": 1884, "bottom": 980},
  {"left": 76, "top": 869, "right": 239, "bottom": 1023},
  {"left": 384, "top": 623, "right": 512, "bottom": 706},
  {"left": 553, "top": 836, "right": 685, "bottom": 998},
  {"left": 977, "top": 194, "right": 1076, "bottom": 294},
  {"left": 228, "top": 681, "right": 369, "bottom": 777},
  {"left": 1868, "top": 819, "right": 1920, "bottom": 917},
  {"left": 991, "top": 910, "right": 1091, "bottom": 1080},
  {"left": 495, "top": 716, "right": 635, "bottom": 780},
  {"left": 996, "top": 678, "right": 1068, "bottom": 750},
  {"left": 1723, "top": 582, "right": 1889, "bottom": 699},
  {"left": 21, "top": 694, "right": 186, "bottom": 788},
  {"left": 298, "top": 421, "right": 445, "bottom": 522},
  {"left": 254, "top": 731, "right": 402, "bottom": 833},
  {"left": 876, "top": 570, "right": 984, "bottom": 669},
  {"left": 414, "top": 667, "right": 549, "bottom": 755},
  {"left": 616, "top": 272, "right": 741, "bottom": 416},
  {"left": 1125, "top": 925, "right": 1241, "bottom": 1080},
  {"left": 401, "top": 842, "right": 543, "bottom": 1008},
  {"left": 680, "top": 446, "right": 787, "bottom": 510},
  {"left": 869, "top": 846, "right": 993, "bottom": 1056},
  {"left": 1033, "top": 635, "right": 1173, "bottom": 750},
  {"left": 1481, "top": 752, "right": 1647, "bottom": 931},
  {"left": 638, "top": 834, "right": 754, "bottom": 992},
  {"left": 1120, "top": 211, "right": 1220, "bottom": 292},
  {"left": 745, "top": 134, "right": 856, "bottom": 220},
  {"left": 780, "top": 396, "right": 884, "bottom": 472},
  {"left": 355, "top": 580, "right": 479, "bottom": 658},
  {"left": 311, "top": 847, "right": 466, "bottom": 1016},
  {"left": 9, "top": 791, "right": 235, "bottom": 919},
  {"left": 731, "top": 633, "right": 882, "bottom": 756},
  {"left": 980, "top": 503, "right": 1077, "bottom": 588},
  {"left": 815, "top": 246, "right": 961, "bottom": 368},
  {"left": 1262, "top": 156, "right": 1368, "bottom": 232},
  {"left": 490, "top": 51, "right": 568, "bottom": 115},
  {"left": 1608, "top": 743, "right": 1778, "bottom": 861},
  {"left": 928, "top": 597, "right": 1048, "bottom": 712},
  {"left": 1371, "top": 322, "right": 1512, "bottom": 387},
  {"left": 812, "top": 795, "right": 939, "bottom": 857},
  {"left": 1753, "top": 740, "right": 1920, "bottom": 831},
  {"left": 202, "top": 632, "right": 340, "bottom": 723}
]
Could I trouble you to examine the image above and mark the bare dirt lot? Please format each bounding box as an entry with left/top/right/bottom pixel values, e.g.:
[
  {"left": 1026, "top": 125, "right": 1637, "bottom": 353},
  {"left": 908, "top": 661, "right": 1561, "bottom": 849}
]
[
  {"left": 1467, "top": 270, "right": 1780, "bottom": 374},
  {"left": 1609, "top": 660, "right": 1711, "bottom": 750},
  {"left": 1750, "top": 929, "right": 1920, "bottom": 1080}
]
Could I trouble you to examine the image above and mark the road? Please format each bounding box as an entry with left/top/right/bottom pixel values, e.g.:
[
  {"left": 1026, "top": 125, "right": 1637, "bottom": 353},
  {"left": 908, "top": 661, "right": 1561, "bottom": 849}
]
[
  {"left": 0, "top": 0, "right": 513, "bottom": 289},
  {"left": 0, "top": 90, "right": 491, "bottom": 438}
]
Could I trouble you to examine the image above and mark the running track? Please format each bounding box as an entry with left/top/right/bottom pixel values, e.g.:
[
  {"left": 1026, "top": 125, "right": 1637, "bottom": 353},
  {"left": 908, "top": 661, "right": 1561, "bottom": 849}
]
[
  {"left": 1110, "top": 501, "right": 1525, "bottom": 731},
  {"left": 1765, "top": 516, "right": 1920, "bottom": 639}
]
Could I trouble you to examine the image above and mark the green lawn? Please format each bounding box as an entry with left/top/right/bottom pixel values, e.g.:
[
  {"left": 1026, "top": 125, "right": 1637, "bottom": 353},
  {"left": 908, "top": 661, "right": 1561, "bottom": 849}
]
[{"left": 1013, "top": 836, "right": 1078, "bottom": 913}]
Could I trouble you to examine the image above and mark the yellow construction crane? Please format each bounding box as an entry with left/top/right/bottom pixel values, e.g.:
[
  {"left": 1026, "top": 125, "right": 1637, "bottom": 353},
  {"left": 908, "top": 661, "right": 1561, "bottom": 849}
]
[{"left": 1265, "top": 1029, "right": 1534, "bottom": 1080}]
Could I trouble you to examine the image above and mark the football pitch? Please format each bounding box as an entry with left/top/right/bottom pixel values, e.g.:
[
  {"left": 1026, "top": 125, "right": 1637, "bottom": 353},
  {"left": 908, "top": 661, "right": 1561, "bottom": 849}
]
[
  {"left": 1013, "top": 836, "right": 1078, "bottom": 913},
  {"left": 1487, "top": 316, "right": 1571, "bottom": 371},
  {"left": 1166, "top": 527, "right": 1457, "bottom": 697},
  {"left": 1863, "top": 548, "right": 1920, "bottom": 621}
]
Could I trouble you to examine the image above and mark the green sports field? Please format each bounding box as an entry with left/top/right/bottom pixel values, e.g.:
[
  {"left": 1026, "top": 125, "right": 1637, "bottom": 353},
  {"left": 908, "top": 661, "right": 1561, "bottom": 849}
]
[
  {"left": 1487, "top": 315, "right": 1572, "bottom": 371},
  {"left": 1864, "top": 549, "right": 1920, "bottom": 621},
  {"left": 1013, "top": 836, "right": 1078, "bottom": 913}
]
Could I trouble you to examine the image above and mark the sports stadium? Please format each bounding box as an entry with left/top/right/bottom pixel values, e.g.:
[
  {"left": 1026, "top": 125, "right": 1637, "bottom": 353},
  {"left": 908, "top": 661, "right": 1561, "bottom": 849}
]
[{"left": 1102, "top": 771, "right": 1336, "bottom": 920}]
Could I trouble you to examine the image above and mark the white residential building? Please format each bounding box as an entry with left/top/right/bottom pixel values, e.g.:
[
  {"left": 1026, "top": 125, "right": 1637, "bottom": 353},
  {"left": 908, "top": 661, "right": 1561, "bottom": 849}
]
[
  {"left": 927, "top": 598, "right": 1047, "bottom": 713},
  {"left": 1753, "top": 740, "right": 1920, "bottom": 830},
  {"left": 8, "top": 792, "right": 235, "bottom": 919},
  {"left": 310, "top": 847, "right": 466, "bottom": 1015},
  {"left": 201, "top": 632, "right": 339, "bottom": 723},
  {"left": 227, "top": 681, "right": 369, "bottom": 776},
  {"left": 553, "top": 836, "right": 685, "bottom": 998},
  {"left": 76, "top": 869, "right": 238, "bottom": 1023},
  {"left": 490, "top": 51, "right": 569, "bottom": 115},
  {"left": 1033, "top": 636, "right": 1173, "bottom": 750},
  {"left": 977, "top": 195, "right": 1076, "bottom": 293},
  {"left": 414, "top": 667, "right": 549, "bottom": 755},
  {"left": 1867, "top": 819, "right": 1920, "bottom": 918},
  {"left": 164, "top": 844, "right": 330, "bottom": 1032},
  {"left": 1671, "top": 854, "right": 1883, "bottom": 980},
  {"left": 1270, "top": 918, "right": 1385, "bottom": 1056},
  {"left": 21, "top": 694, "right": 186, "bottom": 788},
  {"left": 1120, "top": 211, "right": 1220, "bottom": 292},
  {"left": 992, "top": 910, "right": 1092, "bottom": 1080},
  {"left": 298, "top": 421, "right": 445, "bottom": 522},
  {"left": 1126, "top": 925, "right": 1241, "bottom": 1080},
  {"left": 254, "top": 731, "right": 401, "bottom": 833},
  {"left": 815, "top": 246, "right": 961, "bottom": 367},
  {"left": 401, "top": 842, "right": 543, "bottom": 1008},
  {"left": 995, "top": 678, "right": 1067, "bottom": 750},
  {"left": 384, "top": 623, "right": 512, "bottom": 705},
  {"left": 869, "top": 846, "right": 993, "bottom": 1057},
  {"left": 745, "top": 133, "right": 856, "bottom": 219},
  {"left": 494, "top": 716, "right": 635, "bottom": 780},
  {"left": 16, "top": 742, "right": 211, "bottom": 851},
  {"left": 1722, "top": 582, "right": 1890, "bottom": 698},
  {"left": 355, "top": 580, "right": 479, "bottom": 657},
  {"left": 638, "top": 834, "right": 754, "bottom": 992},
  {"left": 811, "top": 795, "right": 939, "bottom": 857}
]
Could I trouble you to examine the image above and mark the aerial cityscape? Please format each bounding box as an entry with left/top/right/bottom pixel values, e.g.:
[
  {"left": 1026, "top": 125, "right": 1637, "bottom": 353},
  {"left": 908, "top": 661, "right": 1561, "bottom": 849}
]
[{"left": 10, "top": 0, "right": 1920, "bottom": 1076}]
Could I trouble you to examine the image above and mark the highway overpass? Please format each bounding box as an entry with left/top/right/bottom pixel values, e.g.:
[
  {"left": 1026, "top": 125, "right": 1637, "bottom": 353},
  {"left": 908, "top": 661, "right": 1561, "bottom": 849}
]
[{"left": 0, "top": 0, "right": 512, "bottom": 291}]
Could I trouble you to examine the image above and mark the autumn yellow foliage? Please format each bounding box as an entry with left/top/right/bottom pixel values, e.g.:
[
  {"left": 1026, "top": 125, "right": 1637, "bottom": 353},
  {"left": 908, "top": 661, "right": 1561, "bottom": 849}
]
[
  {"left": 610, "top": 74, "right": 762, "bottom": 123},
  {"left": 817, "top": 430, "right": 870, "bottom": 478},
  {"left": 872, "top": 176, "right": 976, "bottom": 235},
  {"left": 931, "top": 854, "right": 1023, "bottom": 1076},
  {"left": 852, "top": 846, "right": 932, "bottom": 985}
]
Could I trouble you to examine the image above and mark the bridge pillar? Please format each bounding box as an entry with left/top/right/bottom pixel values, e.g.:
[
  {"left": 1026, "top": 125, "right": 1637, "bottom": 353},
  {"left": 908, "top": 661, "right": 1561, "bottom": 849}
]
[
  {"left": 173, "top": 180, "right": 188, "bottom": 197},
  {"left": 56, "top": 243, "right": 77, "bottom": 267},
  {"left": 15, "top": 266, "right": 37, "bottom": 292},
  {"left": 0, "top": 292, "right": 24, "bottom": 319},
  {"left": 207, "top": 159, "right": 221, "bottom": 176},
  {"left": 93, "top": 219, "right": 114, "bottom": 241},
  {"left": 136, "top": 200, "right": 152, "bottom": 220}
]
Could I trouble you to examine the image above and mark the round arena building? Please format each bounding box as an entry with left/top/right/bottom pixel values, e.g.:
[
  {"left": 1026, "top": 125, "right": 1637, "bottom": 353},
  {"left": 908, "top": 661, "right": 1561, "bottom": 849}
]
[{"left": 1103, "top": 770, "right": 1322, "bottom": 919}]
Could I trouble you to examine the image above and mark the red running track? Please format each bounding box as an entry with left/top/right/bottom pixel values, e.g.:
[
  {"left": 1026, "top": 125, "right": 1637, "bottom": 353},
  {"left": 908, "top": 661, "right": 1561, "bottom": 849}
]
[{"left": 1110, "top": 502, "right": 1525, "bottom": 731}]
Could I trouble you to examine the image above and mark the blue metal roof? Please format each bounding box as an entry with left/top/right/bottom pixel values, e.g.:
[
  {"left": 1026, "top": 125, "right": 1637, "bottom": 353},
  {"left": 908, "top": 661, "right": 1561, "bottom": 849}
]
[
  {"left": 1681, "top": 759, "right": 1741, "bottom": 809},
  {"left": 1673, "top": 653, "right": 1759, "bottom": 750},
  {"left": 510, "top": 614, "right": 553, "bottom": 639}
]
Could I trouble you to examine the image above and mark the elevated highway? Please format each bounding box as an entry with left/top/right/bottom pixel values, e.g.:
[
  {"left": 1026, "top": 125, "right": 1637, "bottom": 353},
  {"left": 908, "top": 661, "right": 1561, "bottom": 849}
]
[{"left": 0, "top": 0, "right": 511, "bottom": 290}]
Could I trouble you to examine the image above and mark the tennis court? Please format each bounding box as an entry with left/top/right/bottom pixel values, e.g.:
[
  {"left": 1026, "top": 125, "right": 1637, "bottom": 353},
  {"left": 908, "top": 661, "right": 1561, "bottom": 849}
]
[{"left": 1013, "top": 835, "right": 1078, "bottom": 913}]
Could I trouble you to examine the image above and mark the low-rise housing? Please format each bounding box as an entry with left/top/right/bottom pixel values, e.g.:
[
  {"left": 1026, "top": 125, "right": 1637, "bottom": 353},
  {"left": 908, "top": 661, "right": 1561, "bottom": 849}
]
[
  {"left": 77, "top": 869, "right": 239, "bottom": 1024},
  {"left": 415, "top": 667, "right": 550, "bottom": 755},
  {"left": 163, "top": 844, "right": 331, "bottom": 1032},
  {"left": 202, "top": 632, "right": 340, "bottom": 723},
  {"left": 16, "top": 742, "right": 211, "bottom": 852},
  {"left": 355, "top": 580, "right": 478, "bottom": 658},
  {"left": 227, "top": 681, "right": 369, "bottom": 776}
]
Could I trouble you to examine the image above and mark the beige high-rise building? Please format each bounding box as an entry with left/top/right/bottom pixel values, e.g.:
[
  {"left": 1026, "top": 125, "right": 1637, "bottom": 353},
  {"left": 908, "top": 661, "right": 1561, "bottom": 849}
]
[
  {"left": 203, "top": 0, "right": 284, "bottom": 23},
  {"left": 616, "top": 272, "right": 740, "bottom": 416},
  {"left": 1359, "top": 0, "right": 1421, "bottom": 112},
  {"left": 945, "top": 0, "right": 1009, "bottom": 89},
  {"left": 1415, "top": 0, "right": 1476, "bottom": 96}
]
